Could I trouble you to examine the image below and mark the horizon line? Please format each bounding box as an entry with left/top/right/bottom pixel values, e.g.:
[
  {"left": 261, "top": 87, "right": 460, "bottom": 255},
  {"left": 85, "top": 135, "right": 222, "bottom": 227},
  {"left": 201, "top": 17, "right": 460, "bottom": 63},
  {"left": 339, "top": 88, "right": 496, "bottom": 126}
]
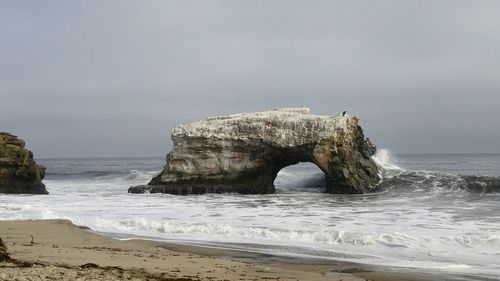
[{"left": 35, "top": 152, "right": 500, "bottom": 160}]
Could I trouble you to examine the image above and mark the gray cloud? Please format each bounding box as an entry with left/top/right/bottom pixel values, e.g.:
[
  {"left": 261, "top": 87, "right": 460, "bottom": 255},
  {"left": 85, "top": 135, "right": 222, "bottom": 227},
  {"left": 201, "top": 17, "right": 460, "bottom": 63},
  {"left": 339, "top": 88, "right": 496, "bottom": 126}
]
[{"left": 1, "top": 1, "right": 499, "bottom": 157}]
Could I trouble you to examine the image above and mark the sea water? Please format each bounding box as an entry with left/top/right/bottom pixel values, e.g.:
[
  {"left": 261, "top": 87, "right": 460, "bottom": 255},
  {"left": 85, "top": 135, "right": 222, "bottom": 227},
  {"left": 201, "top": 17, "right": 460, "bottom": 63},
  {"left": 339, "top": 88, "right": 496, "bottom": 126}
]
[{"left": 0, "top": 151, "right": 499, "bottom": 279}]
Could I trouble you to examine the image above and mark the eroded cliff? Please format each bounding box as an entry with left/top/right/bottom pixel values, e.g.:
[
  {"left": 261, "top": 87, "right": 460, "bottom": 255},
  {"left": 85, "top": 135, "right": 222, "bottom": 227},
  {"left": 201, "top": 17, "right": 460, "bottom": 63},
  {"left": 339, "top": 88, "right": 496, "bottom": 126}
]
[
  {"left": 130, "top": 108, "right": 379, "bottom": 194},
  {"left": 0, "top": 132, "right": 47, "bottom": 194}
]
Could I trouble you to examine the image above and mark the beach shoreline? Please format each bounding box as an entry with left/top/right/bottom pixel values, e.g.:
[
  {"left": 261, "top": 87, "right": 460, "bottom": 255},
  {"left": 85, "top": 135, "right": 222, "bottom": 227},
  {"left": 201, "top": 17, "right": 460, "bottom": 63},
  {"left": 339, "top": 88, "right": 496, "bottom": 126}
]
[{"left": 0, "top": 219, "right": 484, "bottom": 281}]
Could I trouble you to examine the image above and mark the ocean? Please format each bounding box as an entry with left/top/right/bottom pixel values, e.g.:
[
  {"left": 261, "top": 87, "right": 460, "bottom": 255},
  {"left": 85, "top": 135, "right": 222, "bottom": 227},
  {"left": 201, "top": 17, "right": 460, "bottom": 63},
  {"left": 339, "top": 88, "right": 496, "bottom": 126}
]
[{"left": 1, "top": 150, "right": 499, "bottom": 279}]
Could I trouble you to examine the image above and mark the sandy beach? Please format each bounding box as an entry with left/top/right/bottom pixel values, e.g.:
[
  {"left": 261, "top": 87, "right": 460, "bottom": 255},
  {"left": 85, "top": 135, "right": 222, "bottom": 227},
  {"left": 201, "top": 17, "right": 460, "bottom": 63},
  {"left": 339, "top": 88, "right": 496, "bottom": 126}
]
[
  {"left": 0, "top": 219, "right": 369, "bottom": 281},
  {"left": 0, "top": 219, "right": 453, "bottom": 281},
  {"left": 1, "top": 219, "right": 489, "bottom": 281}
]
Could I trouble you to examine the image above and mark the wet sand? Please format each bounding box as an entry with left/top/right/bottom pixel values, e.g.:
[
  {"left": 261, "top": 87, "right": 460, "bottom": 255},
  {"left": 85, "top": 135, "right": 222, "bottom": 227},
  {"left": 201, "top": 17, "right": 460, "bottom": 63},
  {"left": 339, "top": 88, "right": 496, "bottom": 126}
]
[{"left": 0, "top": 219, "right": 477, "bottom": 281}]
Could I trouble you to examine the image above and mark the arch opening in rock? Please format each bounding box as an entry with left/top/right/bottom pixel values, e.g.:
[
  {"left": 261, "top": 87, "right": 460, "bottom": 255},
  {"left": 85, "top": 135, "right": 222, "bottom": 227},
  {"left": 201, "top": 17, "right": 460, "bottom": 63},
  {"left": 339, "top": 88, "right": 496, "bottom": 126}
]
[{"left": 274, "top": 162, "right": 326, "bottom": 192}]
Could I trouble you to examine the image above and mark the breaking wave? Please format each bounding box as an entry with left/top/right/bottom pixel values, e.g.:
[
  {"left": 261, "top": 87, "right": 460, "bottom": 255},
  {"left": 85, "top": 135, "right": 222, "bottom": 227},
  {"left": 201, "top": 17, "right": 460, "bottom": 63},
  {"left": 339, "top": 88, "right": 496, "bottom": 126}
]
[
  {"left": 274, "top": 149, "right": 500, "bottom": 194},
  {"left": 373, "top": 149, "right": 500, "bottom": 193},
  {"left": 92, "top": 217, "right": 500, "bottom": 249},
  {"left": 372, "top": 149, "right": 403, "bottom": 171}
]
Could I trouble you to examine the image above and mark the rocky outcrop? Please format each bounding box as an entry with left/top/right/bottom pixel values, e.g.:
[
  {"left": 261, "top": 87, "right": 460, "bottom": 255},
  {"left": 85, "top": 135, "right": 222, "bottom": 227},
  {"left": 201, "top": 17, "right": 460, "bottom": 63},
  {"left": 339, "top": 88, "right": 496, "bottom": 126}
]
[
  {"left": 0, "top": 132, "right": 47, "bottom": 194},
  {"left": 130, "top": 108, "right": 379, "bottom": 195},
  {"left": 0, "top": 238, "right": 10, "bottom": 262}
]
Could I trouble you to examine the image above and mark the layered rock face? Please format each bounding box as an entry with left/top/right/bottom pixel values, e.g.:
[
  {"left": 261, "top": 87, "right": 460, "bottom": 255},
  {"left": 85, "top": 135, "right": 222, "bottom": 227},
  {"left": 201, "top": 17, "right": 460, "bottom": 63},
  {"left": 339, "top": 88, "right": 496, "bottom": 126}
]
[
  {"left": 0, "top": 132, "right": 47, "bottom": 194},
  {"left": 130, "top": 108, "right": 379, "bottom": 195}
]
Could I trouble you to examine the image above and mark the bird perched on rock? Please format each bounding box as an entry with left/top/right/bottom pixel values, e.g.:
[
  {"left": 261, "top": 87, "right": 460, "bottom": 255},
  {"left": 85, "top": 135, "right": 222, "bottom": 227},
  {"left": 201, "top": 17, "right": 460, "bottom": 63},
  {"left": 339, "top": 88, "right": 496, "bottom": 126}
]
[{"left": 342, "top": 111, "right": 347, "bottom": 116}]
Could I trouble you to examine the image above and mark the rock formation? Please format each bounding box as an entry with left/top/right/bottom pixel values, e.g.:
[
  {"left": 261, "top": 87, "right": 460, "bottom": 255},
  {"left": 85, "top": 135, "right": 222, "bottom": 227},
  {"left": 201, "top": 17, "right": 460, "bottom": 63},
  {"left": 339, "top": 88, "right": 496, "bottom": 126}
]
[
  {"left": 130, "top": 108, "right": 379, "bottom": 195},
  {"left": 0, "top": 132, "right": 47, "bottom": 194},
  {"left": 0, "top": 238, "right": 10, "bottom": 262}
]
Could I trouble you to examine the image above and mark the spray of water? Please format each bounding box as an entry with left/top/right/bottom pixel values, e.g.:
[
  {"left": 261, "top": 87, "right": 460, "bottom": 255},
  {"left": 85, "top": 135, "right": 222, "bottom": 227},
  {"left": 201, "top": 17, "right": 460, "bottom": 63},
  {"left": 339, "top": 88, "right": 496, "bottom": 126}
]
[{"left": 372, "top": 149, "right": 402, "bottom": 171}]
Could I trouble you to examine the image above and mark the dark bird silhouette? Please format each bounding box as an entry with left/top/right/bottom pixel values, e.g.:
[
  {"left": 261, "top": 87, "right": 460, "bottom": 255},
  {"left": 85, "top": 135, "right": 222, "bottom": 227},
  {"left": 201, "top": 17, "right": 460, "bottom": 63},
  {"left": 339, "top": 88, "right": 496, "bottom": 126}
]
[{"left": 342, "top": 111, "right": 347, "bottom": 116}]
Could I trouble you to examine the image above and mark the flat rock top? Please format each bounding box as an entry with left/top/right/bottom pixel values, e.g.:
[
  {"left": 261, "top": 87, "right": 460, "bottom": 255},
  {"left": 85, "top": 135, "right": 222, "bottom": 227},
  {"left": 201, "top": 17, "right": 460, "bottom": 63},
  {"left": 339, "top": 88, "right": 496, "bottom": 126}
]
[{"left": 171, "top": 108, "right": 356, "bottom": 146}]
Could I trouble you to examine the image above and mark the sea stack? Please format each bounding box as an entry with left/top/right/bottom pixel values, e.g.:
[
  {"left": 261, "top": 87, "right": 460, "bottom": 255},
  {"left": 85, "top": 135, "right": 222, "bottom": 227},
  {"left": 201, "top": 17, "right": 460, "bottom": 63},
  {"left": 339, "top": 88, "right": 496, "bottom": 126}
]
[
  {"left": 0, "top": 132, "right": 47, "bottom": 194},
  {"left": 130, "top": 108, "right": 380, "bottom": 195}
]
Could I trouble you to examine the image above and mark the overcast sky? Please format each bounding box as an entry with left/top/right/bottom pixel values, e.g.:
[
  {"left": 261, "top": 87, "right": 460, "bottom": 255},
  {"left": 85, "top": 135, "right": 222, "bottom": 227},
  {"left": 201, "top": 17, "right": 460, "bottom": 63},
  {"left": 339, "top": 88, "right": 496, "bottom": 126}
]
[{"left": 1, "top": 1, "right": 500, "bottom": 157}]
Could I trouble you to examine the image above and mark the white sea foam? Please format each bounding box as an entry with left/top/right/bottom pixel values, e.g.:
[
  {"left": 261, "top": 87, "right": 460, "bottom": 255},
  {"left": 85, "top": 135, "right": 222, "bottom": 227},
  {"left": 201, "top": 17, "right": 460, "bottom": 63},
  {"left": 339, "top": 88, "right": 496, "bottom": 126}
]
[{"left": 372, "top": 149, "right": 403, "bottom": 172}]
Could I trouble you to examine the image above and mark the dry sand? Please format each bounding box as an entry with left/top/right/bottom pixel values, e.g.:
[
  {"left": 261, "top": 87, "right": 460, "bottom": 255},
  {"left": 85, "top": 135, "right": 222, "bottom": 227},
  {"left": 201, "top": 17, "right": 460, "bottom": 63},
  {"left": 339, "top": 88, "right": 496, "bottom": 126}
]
[{"left": 0, "top": 219, "right": 364, "bottom": 281}]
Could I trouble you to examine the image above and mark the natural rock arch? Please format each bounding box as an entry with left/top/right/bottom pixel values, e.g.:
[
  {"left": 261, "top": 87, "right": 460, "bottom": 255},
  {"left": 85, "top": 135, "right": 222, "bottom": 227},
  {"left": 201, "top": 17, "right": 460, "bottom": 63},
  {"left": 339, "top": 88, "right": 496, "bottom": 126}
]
[{"left": 129, "top": 108, "right": 380, "bottom": 195}]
